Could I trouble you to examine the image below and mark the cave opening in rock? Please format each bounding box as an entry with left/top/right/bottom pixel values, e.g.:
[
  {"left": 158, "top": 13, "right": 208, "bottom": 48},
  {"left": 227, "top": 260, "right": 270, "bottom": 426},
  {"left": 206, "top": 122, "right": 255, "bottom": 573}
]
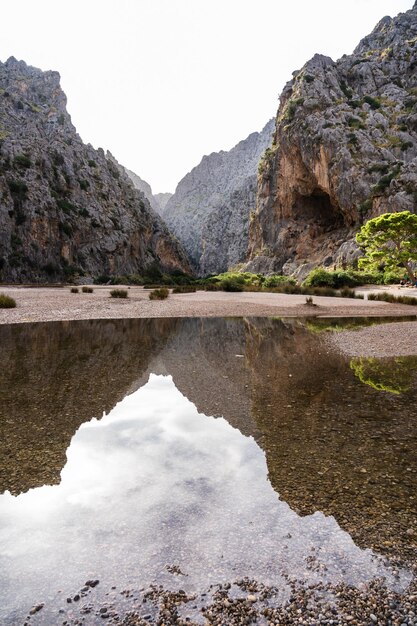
[{"left": 293, "top": 188, "right": 343, "bottom": 230}]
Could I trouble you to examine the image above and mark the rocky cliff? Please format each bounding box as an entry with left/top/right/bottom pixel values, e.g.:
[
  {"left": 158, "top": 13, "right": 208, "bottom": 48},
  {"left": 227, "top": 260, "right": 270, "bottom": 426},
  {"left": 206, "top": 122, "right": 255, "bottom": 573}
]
[
  {"left": 247, "top": 3, "right": 417, "bottom": 277},
  {"left": 0, "top": 57, "right": 190, "bottom": 282},
  {"left": 163, "top": 119, "right": 274, "bottom": 275}
]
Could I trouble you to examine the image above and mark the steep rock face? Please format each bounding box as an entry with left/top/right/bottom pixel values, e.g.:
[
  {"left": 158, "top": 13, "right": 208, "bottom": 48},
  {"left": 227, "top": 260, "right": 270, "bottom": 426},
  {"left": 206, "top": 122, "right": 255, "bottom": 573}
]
[
  {"left": 248, "top": 3, "right": 417, "bottom": 275},
  {"left": 163, "top": 119, "right": 274, "bottom": 275},
  {"left": 0, "top": 57, "right": 190, "bottom": 282}
]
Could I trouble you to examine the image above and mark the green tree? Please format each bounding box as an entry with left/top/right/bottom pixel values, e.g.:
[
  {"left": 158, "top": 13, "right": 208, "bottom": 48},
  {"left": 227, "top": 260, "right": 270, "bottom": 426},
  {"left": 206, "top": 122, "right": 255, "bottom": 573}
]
[{"left": 356, "top": 211, "right": 417, "bottom": 282}]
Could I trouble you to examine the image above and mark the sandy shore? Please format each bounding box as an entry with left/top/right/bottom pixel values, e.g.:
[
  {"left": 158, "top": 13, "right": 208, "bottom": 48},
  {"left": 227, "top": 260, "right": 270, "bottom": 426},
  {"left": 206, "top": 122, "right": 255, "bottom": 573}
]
[
  {"left": 328, "top": 321, "right": 417, "bottom": 358},
  {"left": 1, "top": 284, "right": 417, "bottom": 324},
  {"left": 1, "top": 285, "right": 417, "bottom": 357}
]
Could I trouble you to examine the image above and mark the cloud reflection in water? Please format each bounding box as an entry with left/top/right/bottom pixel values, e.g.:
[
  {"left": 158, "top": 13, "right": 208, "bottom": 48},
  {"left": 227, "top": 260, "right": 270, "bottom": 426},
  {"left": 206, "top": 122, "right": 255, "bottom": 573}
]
[{"left": 0, "top": 374, "right": 410, "bottom": 621}]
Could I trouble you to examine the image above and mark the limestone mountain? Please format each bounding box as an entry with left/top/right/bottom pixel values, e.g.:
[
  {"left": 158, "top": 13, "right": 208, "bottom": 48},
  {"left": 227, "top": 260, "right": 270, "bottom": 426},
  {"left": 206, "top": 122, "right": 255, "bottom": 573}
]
[
  {"left": 0, "top": 57, "right": 190, "bottom": 283},
  {"left": 163, "top": 119, "right": 274, "bottom": 275},
  {"left": 154, "top": 192, "right": 173, "bottom": 214},
  {"left": 122, "top": 165, "right": 173, "bottom": 216},
  {"left": 247, "top": 3, "right": 417, "bottom": 278}
]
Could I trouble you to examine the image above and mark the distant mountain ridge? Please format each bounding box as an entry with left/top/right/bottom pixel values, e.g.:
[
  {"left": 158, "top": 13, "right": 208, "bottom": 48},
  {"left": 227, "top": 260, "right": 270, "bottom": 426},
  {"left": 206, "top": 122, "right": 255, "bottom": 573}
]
[
  {"left": 123, "top": 166, "right": 172, "bottom": 216},
  {"left": 0, "top": 57, "right": 190, "bottom": 282},
  {"left": 163, "top": 119, "right": 274, "bottom": 275}
]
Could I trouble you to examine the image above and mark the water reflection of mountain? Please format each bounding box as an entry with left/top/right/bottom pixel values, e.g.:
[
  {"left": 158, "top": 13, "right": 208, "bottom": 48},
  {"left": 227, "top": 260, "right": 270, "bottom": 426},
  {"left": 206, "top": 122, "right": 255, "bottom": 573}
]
[
  {"left": 0, "top": 318, "right": 179, "bottom": 495},
  {"left": 244, "top": 319, "right": 417, "bottom": 564},
  {"left": 0, "top": 317, "right": 416, "bottom": 562}
]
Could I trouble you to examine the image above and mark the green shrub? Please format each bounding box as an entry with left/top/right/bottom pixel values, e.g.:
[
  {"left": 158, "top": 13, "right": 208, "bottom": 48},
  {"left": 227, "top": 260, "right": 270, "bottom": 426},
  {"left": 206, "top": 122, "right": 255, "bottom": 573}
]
[
  {"left": 401, "top": 141, "right": 413, "bottom": 151},
  {"left": 82, "top": 286, "right": 93, "bottom": 293},
  {"left": 57, "top": 198, "right": 77, "bottom": 214},
  {"left": 14, "top": 154, "right": 31, "bottom": 169},
  {"left": 363, "top": 95, "right": 381, "bottom": 109},
  {"left": 172, "top": 285, "right": 197, "bottom": 293},
  {"left": 263, "top": 274, "right": 296, "bottom": 288},
  {"left": 8, "top": 179, "right": 28, "bottom": 196},
  {"left": 358, "top": 198, "right": 373, "bottom": 214},
  {"left": 93, "top": 275, "right": 111, "bottom": 284},
  {"left": 303, "top": 268, "right": 337, "bottom": 287},
  {"left": 209, "top": 271, "right": 263, "bottom": 288},
  {"left": 203, "top": 283, "right": 221, "bottom": 291},
  {"left": 127, "top": 274, "right": 144, "bottom": 285},
  {"left": 0, "top": 293, "right": 16, "bottom": 308},
  {"left": 110, "top": 289, "right": 128, "bottom": 298},
  {"left": 109, "top": 275, "right": 130, "bottom": 285},
  {"left": 373, "top": 165, "right": 402, "bottom": 194},
  {"left": 383, "top": 268, "right": 406, "bottom": 284},
  {"left": 347, "top": 116, "right": 365, "bottom": 130},
  {"left": 70, "top": 287, "right": 79, "bottom": 293},
  {"left": 304, "top": 267, "right": 386, "bottom": 288},
  {"left": 220, "top": 278, "right": 244, "bottom": 292},
  {"left": 149, "top": 287, "right": 169, "bottom": 300},
  {"left": 340, "top": 81, "right": 353, "bottom": 99},
  {"left": 283, "top": 97, "right": 304, "bottom": 121}
]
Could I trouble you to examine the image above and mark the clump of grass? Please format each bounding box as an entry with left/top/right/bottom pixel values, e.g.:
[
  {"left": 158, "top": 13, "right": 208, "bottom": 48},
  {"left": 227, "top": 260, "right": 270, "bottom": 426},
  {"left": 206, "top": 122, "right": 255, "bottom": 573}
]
[
  {"left": 149, "top": 287, "right": 169, "bottom": 300},
  {"left": 368, "top": 292, "right": 417, "bottom": 305},
  {"left": 70, "top": 287, "right": 79, "bottom": 293},
  {"left": 0, "top": 293, "right": 16, "bottom": 308},
  {"left": 340, "top": 287, "right": 358, "bottom": 298},
  {"left": 82, "top": 286, "right": 94, "bottom": 293},
  {"left": 172, "top": 285, "right": 197, "bottom": 293},
  {"left": 305, "top": 296, "right": 316, "bottom": 306},
  {"left": 110, "top": 289, "right": 128, "bottom": 298}
]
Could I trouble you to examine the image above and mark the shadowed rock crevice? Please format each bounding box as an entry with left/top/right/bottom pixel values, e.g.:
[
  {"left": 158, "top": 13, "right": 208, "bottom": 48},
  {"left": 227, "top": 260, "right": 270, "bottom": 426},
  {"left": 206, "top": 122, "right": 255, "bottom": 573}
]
[{"left": 293, "top": 188, "right": 344, "bottom": 229}]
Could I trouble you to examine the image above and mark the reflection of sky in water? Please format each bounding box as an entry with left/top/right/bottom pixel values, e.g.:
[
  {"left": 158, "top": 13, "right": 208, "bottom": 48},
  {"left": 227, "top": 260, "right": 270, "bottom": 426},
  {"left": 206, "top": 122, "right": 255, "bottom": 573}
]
[{"left": 0, "top": 375, "right": 411, "bottom": 621}]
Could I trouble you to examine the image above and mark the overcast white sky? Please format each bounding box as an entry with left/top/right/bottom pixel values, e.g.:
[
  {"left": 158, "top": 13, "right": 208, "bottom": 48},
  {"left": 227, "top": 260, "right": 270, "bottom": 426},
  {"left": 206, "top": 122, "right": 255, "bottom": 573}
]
[{"left": 0, "top": 0, "right": 413, "bottom": 193}]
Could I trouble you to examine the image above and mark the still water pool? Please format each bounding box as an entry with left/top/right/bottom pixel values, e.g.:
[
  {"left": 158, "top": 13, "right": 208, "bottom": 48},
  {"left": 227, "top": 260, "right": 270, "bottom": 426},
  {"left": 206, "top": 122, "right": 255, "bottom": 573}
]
[{"left": 0, "top": 317, "right": 416, "bottom": 625}]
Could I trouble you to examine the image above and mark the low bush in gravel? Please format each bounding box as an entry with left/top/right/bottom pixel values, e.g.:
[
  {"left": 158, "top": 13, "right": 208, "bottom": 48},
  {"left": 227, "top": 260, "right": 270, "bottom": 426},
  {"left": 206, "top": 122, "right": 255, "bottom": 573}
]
[
  {"left": 70, "top": 287, "right": 79, "bottom": 293},
  {"left": 149, "top": 288, "right": 169, "bottom": 300},
  {"left": 0, "top": 293, "right": 16, "bottom": 308},
  {"left": 82, "top": 286, "right": 94, "bottom": 293},
  {"left": 110, "top": 289, "right": 128, "bottom": 299}
]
